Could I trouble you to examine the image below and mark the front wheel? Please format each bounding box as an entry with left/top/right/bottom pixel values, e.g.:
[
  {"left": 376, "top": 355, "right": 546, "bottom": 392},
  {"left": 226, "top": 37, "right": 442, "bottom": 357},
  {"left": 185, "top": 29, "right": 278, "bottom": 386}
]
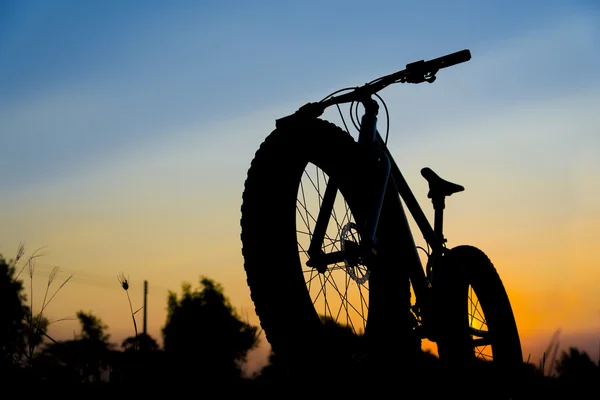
[
  {"left": 240, "top": 118, "right": 416, "bottom": 379},
  {"left": 433, "top": 246, "right": 523, "bottom": 392}
]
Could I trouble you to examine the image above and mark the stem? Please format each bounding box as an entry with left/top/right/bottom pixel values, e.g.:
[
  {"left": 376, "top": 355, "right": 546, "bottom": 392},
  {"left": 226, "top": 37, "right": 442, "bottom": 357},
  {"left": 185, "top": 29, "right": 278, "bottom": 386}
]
[
  {"left": 41, "top": 283, "right": 50, "bottom": 316},
  {"left": 126, "top": 291, "right": 139, "bottom": 350},
  {"left": 29, "top": 269, "right": 34, "bottom": 363},
  {"left": 42, "top": 275, "right": 73, "bottom": 313}
]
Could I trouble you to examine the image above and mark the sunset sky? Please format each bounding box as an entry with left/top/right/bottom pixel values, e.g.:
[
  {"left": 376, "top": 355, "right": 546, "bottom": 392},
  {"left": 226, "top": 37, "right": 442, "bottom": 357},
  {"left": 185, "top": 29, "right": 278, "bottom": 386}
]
[{"left": 1, "top": 0, "right": 599, "bottom": 374}]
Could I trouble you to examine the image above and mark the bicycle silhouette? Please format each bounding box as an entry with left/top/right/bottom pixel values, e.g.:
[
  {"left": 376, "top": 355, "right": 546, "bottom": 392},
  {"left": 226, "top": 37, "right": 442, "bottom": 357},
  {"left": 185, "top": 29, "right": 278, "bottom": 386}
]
[{"left": 240, "top": 49, "right": 523, "bottom": 387}]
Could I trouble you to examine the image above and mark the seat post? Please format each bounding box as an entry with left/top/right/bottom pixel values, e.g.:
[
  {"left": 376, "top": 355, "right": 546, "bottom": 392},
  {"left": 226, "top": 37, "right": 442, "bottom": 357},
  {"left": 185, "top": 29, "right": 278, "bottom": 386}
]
[
  {"left": 420, "top": 167, "right": 464, "bottom": 245},
  {"left": 432, "top": 196, "right": 446, "bottom": 243}
]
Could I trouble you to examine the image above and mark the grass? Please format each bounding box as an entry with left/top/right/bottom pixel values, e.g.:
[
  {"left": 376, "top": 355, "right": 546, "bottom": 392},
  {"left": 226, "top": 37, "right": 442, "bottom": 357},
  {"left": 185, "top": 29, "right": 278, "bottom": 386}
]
[
  {"left": 11, "top": 243, "right": 74, "bottom": 365},
  {"left": 538, "top": 328, "right": 562, "bottom": 377},
  {"left": 117, "top": 272, "right": 144, "bottom": 351}
]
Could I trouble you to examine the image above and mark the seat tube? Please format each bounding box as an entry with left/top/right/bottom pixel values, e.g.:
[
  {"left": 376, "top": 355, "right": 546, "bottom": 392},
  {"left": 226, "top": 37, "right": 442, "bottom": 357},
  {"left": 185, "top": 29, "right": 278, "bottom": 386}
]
[{"left": 358, "top": 99, "right": 391, "bottom": 246}]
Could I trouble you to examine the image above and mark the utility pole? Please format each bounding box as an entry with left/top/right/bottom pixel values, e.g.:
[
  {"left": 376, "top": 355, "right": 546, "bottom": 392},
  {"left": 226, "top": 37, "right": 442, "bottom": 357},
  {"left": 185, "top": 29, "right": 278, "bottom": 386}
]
[{"left": 143, "top": 280, "right": 148, "bottom": 335}]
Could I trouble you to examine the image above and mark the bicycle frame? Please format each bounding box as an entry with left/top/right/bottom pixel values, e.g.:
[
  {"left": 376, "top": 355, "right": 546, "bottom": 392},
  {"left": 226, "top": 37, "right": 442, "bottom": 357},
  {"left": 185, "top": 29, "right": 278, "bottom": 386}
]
[
  {"left": 358, "top": 98, "right": 443, "bottom": 251},
  {"left": 292, "top": 48, "right": 472, "bottom": 339},
  {"left": 305, "top": 96, "right": 449, "bottom": 339}
]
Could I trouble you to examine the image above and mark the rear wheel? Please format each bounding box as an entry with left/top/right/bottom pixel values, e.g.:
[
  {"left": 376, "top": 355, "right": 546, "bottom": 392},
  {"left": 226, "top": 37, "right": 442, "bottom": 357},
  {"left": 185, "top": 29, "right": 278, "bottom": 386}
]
[{"left": 434, "top": 246, "right": 523, "bottom": 393}]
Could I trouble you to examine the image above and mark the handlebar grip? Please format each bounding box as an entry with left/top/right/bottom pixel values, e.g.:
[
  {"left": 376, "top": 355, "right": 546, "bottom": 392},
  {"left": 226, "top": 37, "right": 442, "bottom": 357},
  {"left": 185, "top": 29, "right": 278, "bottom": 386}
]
[
  {"left": 427, "top": 49, "right": 471, "bottom": 70},
  {"left": 406, "top": 49, "right": 471, "bottom": 73}
]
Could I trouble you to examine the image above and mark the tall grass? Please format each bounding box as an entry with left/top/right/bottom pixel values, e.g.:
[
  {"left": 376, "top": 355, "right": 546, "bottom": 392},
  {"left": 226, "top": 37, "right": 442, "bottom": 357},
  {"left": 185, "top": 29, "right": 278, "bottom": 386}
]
[
  {"left": 117, "top": 273, "right": 144, "bottom": 351},
  {"left": 538, "top": 328, "right": 561, "bottom": 377},
  {"left": 11, "top": 243, "right": 74, "bottom": 365}
]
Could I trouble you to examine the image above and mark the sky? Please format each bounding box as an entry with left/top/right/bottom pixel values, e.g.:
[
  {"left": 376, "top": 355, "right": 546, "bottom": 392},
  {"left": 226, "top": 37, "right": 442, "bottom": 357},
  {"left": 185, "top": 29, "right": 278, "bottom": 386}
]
[{"left": 1, "top": 0, "right": 600, "bottom": 374}]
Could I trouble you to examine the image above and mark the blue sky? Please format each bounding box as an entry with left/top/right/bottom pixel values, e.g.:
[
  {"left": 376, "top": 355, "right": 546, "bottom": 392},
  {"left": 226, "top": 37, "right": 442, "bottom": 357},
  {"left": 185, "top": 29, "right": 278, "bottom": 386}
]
[
  {"left": 2, "top": 0, "right": 598, "bottom": 189},
  {"left": 1, "top": 0, "right": 600, "bottom": 373}
]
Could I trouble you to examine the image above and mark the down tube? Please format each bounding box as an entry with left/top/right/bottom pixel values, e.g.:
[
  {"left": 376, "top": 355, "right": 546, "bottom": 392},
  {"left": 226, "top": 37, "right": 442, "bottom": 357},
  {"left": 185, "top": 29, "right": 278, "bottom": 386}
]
[
  {"left": 381, "top": 173, "right": 428, "bottom": 290},
  {"left": 366, "top": 151, "right": 426, "bottom": 346},
  {"left": 376, "top": 134, "right": 432, "bottom": 299}
]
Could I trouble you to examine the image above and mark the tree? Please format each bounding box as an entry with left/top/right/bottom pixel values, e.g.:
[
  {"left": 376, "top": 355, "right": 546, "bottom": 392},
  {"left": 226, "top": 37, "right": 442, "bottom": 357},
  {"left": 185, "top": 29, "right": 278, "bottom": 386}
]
[
  {"left": 555, "top": 347, "right": 598, "bottom": 384},
  {"left": 110, "top": 333, "right": 163, "bottom": 384},
  {"left": 162, "top": 276, "right": 260, "bottom": 384},
  {"left": 76, "top": 310, "right": 110, "bottom": 343},
  {"left": 121, "top": 333, "right": 159, "bottom": 353},
  {"left": 40, "top": 310, "right": 113, "bottom": 383},
  {"left": 1, "top": 245, "right": 71, "bottom": 384},
  {"left": 0, "top": 253, "right": 28, "bottom": 371}
]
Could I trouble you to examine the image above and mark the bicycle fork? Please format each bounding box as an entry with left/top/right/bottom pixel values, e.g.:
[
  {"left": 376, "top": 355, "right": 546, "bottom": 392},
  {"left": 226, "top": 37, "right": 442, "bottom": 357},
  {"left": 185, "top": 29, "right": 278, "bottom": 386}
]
[
  {"left": 307, "top": 97, "right": 390, "bottom": 270},
  {"left": 355, "top": 98, "right": 391, "bottom": 254}
]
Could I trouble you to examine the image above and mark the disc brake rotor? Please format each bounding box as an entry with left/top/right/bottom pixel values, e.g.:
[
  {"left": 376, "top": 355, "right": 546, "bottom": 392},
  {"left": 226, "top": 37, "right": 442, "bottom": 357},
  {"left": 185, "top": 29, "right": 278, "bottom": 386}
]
[{"left": 341, "top": 222, "right": 370, "bottom": 285}]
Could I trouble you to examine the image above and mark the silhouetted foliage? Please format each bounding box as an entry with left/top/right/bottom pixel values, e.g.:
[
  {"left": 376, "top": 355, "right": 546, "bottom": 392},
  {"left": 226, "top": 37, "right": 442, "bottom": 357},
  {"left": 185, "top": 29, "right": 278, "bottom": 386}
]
[
  {"left": 110, "top": 333, "right": 163, "bottom": 385},
  {"left": 76, "top": 310, "right": 110, "bottom": 343},
  {"left": 7, "top": 255, "right": 600, "bottom": 396},
  {"left": 39, "top": 310, "right": 113, "bottom": 383},
  {"left": 0, "top": 254, "right": 28, "bottom": 372},
  {"left": 253, "top": 350, "right": 283, "bottom": 382},
  {"left": 121, "top": 332, "right": 159, "bottom": 352},
  {"left": 162, "top": 276, "right": 260, "bottom": 384},
  {"left": 556, "top": 347, "right": 599, "bottom": 384}
]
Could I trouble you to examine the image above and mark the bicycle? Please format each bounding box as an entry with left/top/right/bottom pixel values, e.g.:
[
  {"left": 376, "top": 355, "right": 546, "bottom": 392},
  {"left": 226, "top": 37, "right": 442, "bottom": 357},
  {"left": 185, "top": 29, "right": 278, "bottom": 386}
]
[{"left": 240, "top": 49, "right": 523, "bottom": 388}]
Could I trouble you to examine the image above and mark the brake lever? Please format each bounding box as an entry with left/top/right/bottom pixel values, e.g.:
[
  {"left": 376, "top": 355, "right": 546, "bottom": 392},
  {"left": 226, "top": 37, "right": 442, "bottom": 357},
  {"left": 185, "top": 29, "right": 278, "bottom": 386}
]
[
  {"left": 425, "top": 70, "right": 438, "bottom": 83},
  {"left": 402, "top": 70, "right": 438, "bottom": 84}
]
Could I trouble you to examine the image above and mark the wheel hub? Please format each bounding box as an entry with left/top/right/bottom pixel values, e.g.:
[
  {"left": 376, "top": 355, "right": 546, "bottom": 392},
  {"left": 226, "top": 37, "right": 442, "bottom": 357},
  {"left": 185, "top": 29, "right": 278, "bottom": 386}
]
[{"left": 341, "top": 223, "right": 370, "bottom": 284}]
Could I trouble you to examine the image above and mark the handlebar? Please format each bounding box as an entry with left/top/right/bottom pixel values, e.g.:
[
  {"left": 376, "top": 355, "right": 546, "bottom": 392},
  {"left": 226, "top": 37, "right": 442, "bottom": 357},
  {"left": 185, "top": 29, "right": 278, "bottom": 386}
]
[
  {"left": 419, "top": 48, "right": 472, "bottom": 71},
  {"left": 320, "top": 49, "right": 471, "bottom": 108},
  {"left": 276, "top": 49, "right": 471, "bottom": 125}
]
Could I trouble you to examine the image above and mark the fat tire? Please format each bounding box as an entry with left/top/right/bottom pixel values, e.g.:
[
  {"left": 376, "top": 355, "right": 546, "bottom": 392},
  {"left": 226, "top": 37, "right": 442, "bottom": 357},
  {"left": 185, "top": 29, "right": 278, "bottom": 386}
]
[
  {"left": 240, "top": 118, "right": 418, "bottom": 380},
  {"left": 434, "top": 245, "right": 524, "bottom": 395}
]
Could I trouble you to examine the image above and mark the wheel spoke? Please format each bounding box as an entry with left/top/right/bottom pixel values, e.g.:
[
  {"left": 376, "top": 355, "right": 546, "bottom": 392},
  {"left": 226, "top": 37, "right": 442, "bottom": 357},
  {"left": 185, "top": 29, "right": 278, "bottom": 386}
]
[
  {"left": 321, "top": 268, "right": 368, "bottom": 328},
  {"left": 299, "top": 180, "right": 311, "bottom": 239},
  {"left": 297, "top": 164, "right": 370, "bottom": 337},
  {"left": 303, "top": 170, "right": 346, "bottom": 238},
  {"left": 466, "top": 286, "right": 495, "bottom": 362},
  {"left": 296, "top": 203, "right": 338, "bottom": 245},
  {"left": 468, "top": 287, "right": 486, "bottom": 329}
]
